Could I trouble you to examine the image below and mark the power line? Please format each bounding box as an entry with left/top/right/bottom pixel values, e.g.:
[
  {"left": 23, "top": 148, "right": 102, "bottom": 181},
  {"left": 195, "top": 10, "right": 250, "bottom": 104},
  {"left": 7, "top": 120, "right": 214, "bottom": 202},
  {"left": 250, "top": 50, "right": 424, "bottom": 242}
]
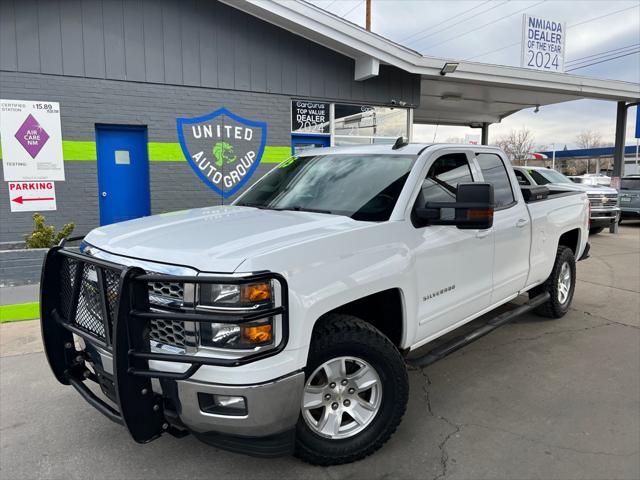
[
  {"left": 420, "top": 0, "right": 547, "bottom": 51},
  {"left": 566, "top": 50, "right": 640, "bottom": 72},
  {"left": 406, "top": 1, "right": 507, "bottom": 47},
  {"left": 566, "top": 43, "right": 640, "bottom": 66},
  {"left": 464, "top": 4, "right": 640, "bottom": 61},
  {"left": 400, "top": 0, "right": 494, "bottom": 44},
  {"left": 341, "top": 0, "right": 365, "bottom": 19}
]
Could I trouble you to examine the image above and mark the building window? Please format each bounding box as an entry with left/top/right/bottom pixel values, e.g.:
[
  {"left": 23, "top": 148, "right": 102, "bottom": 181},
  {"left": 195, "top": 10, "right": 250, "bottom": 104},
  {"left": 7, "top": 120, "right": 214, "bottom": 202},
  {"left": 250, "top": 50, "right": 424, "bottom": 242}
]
[{"left": 334, "top": 105, "right": 409, "bottom": 146}]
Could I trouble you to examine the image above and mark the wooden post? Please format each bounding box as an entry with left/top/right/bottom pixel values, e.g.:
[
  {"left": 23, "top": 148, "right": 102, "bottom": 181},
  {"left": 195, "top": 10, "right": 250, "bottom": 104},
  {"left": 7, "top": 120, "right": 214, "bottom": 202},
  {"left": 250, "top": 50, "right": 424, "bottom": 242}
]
[{"left": 366, "top": 0, "right": 371, "bottom": 31}]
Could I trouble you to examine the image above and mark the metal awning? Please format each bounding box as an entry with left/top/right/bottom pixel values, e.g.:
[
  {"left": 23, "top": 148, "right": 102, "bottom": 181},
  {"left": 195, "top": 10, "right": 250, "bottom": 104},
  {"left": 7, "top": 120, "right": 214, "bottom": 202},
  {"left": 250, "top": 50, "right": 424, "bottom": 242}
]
[{"left": 228, "top": 0, "right": 640, "bottom": 126}]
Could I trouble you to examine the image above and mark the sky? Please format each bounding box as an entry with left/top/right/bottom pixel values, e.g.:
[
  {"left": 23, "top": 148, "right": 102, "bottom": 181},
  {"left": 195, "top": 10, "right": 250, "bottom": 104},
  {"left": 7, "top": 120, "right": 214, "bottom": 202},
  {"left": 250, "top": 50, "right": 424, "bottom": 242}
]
[{"left": 310, "top": 0, "right": 640, "bottom": 149}]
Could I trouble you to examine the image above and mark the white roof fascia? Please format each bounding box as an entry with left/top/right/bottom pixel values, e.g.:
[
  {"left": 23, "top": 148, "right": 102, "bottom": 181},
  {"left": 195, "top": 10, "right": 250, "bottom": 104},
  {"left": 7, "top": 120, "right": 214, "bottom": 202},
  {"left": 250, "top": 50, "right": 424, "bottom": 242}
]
[{"left": 222, "top": 0, "right": 640, "bottom": 102}]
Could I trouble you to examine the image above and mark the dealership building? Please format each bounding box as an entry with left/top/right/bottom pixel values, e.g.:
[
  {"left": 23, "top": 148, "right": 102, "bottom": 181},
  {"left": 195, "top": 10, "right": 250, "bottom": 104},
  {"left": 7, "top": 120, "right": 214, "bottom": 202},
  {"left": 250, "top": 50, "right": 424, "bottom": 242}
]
[{"left": 1, "top": 0, "right": 638, "bottom": 258}]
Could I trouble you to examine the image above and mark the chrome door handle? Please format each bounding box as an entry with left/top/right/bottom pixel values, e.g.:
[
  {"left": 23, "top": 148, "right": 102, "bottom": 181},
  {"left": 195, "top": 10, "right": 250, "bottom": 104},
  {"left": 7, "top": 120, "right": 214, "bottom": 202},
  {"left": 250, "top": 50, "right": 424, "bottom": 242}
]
[
  {"left": 516, "top": 218, "right": 528, "bottom": 228},
  {"left": 476, "top": 230, "right": 490, "bottom": 238}
]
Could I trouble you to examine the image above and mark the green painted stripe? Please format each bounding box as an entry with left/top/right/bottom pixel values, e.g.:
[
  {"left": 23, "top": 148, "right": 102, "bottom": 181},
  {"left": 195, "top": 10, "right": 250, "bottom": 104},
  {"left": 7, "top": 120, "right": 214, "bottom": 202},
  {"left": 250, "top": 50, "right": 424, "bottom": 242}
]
[
  {"left": 63, "top": 140, "right": 96, "bottom": 160},
  {"left": 262, "top": 146, "right": 293, "bottom": 163},
  {"left": 1, "top": 141, "right": 291, "bottom": 163},
  {"left": 0, "top": 302, "right": 40, "bottom": 323}
]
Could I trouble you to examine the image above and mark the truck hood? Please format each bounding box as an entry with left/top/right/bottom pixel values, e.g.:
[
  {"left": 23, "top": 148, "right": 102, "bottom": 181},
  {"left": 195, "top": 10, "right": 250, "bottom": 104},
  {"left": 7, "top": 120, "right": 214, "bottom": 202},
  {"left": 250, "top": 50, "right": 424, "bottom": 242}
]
[{"left": 84, "top": 206, "right": 364, "bottom": 273}]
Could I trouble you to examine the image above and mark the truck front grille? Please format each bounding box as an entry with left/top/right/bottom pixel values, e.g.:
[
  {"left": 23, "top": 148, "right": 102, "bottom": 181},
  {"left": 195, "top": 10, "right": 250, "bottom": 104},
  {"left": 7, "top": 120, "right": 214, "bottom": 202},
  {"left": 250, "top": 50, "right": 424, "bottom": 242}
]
[
  {"left": 149, "top": 319, "right": 187, "bottom": 347},
  {"left": 587, "top": 193, "right": 618, "bottom": 208},
  {"left": 58, "top": 256, "right": 186, "bottom": 349},
  {"left": 148, "top": 281, "right": 184, "bottom": 301}
]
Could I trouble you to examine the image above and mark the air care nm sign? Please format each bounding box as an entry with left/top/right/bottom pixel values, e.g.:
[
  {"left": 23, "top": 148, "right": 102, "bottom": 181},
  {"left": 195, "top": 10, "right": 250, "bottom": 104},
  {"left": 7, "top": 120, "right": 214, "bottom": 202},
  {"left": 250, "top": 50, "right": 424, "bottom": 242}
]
[
  {"left": 1, "top": 100, "right": 65, "bottom": 181},
  {"left": 521, "top": 14, "right": 566, "bottom": 72}
]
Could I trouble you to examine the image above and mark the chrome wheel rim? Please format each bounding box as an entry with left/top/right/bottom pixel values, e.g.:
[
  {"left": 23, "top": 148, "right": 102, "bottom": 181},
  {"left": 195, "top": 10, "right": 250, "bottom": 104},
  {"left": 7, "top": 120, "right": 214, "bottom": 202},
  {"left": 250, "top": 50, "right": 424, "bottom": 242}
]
[
  {"left": 302, "top": 356, "right": 382, "bottom": 440},
  {"left": 557, "top": 261, "right": 571, "bottom": 304}
]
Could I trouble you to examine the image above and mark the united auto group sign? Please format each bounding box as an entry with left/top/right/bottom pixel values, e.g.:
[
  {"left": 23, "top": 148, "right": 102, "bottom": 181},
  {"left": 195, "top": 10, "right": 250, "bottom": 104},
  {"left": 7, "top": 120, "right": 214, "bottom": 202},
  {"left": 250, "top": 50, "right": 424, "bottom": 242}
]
[{"left": 177, "top": 108, "right": 267, "bottom": 198}]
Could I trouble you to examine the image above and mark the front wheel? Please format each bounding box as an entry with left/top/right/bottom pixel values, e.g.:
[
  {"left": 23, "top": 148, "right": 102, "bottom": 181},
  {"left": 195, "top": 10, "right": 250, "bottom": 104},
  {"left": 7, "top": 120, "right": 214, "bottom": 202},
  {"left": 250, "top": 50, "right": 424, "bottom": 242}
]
[
  {"left": 530, "top": 246, "right": 576, "bottom": 318},
  {"left": 294, "top": 314, "right": 408, "bottom": 465}
]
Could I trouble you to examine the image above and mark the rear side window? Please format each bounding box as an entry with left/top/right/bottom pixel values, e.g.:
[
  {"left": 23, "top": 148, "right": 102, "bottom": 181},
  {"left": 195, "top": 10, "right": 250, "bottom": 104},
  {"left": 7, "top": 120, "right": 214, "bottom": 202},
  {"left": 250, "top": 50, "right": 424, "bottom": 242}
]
[
  {"left": 418, "top": 153, "right": 474, "bottom": 203},
  {"left": 514, "top": 170, "right": 530, "bottom": 186},
  {"left": 476, "top": 153, "right": 515, "bottom": 208}
]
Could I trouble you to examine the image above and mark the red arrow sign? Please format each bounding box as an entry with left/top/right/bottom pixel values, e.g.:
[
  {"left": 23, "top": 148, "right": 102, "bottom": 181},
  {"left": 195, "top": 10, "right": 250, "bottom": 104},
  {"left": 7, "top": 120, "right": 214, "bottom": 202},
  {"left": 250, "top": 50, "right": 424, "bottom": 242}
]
[{"left": 11, "top": 196, "right": 55, "bottom": 205}]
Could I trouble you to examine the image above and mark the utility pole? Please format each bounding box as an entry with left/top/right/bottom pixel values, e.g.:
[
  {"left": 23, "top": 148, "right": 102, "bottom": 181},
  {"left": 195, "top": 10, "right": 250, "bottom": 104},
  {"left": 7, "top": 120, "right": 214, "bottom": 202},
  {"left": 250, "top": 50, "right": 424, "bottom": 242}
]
[{"left": 366, "top": 0, "right": 372, "bottom": 31}]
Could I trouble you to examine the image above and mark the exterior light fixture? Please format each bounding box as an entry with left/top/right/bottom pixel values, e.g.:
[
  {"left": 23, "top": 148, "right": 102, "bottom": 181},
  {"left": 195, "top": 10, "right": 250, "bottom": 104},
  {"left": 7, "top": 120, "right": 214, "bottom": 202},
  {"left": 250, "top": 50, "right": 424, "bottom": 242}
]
[{"left": 440, "top": 62, "right": 459, "bottom": 76}]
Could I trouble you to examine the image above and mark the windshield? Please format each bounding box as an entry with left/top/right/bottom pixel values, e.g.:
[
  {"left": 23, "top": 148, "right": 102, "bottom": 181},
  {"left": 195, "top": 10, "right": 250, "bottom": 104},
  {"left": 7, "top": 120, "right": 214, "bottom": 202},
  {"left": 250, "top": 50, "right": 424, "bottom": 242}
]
[
  {"left": 528, "top": 169, "right": 573, "bottom": 185},
  {"left": 235, "top": 153, "right": 416, "bottom": 221},
  {"left": 621, "top": 178, "right": 640, "bottom": 190}
]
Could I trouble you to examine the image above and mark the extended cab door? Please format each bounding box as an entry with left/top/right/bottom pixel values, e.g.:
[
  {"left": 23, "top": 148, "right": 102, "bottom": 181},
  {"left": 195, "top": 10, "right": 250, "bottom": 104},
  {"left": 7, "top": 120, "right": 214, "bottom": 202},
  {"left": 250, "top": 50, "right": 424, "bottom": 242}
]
[
  {"left": 474, "top": 152, "right": 531, "bottom": 303},
  {"left": 410, "top": 150, "right": 494, "bottom": 345}
]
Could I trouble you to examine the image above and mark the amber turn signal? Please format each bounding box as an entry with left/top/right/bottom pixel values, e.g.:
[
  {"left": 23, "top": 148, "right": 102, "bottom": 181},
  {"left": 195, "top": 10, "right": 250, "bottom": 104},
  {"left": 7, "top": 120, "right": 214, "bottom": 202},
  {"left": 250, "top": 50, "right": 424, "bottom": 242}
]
[
  {"left": 241, "top": 324, "right": 273, "bottom": 344},
  {"left": 241, "top": 282, "right": 272, "bottom": 302},
  {"left": 467, "top": 208, "right": 493, "bottom": 221}
]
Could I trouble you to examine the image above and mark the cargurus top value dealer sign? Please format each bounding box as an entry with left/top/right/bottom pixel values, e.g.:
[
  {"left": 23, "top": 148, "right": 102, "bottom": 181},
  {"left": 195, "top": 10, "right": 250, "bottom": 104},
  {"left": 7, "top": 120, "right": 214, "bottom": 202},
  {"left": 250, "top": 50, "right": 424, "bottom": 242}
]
[
  {"left": 521, "top": 14, "right": 566, "bottom": 73},
  {"left": 177, "top": 108, "right": 267, "bottom": 198}
]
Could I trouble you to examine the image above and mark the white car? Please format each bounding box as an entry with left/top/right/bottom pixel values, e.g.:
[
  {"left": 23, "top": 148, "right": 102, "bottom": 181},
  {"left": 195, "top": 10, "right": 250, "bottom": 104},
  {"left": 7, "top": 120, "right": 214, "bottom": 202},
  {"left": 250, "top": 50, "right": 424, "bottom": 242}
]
[
  {"left": 513, "top": 166, "right": 620, "bottom": 234},
  {"left": 41, "top": 143, "right": 590, "bottom": 465}
]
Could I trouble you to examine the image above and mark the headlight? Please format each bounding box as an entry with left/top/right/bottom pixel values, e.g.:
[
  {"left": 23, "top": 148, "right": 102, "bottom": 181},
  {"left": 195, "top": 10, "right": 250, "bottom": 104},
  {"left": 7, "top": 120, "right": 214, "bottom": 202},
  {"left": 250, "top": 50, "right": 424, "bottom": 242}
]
[
  {"left": 198, "top": 281, "right": 272, "bottom": 309},
  {"left": 200, "top": 318, "right": 274, "bottom": 349},
  {"left": 197, "top": 280, "right": 275, "bottom": 350}
]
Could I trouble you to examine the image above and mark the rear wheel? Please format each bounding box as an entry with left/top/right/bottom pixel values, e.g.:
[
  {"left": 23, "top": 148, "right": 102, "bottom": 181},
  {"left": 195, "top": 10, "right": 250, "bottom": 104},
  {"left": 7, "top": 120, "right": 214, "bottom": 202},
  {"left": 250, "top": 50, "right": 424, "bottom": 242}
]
[
  {"left": 294, "top": 314, "right": 408, "bottom": 465},
  {"left": 530, "top": 246, "right": 576, "bottom": 318},
  {"left": 589, "top": 227, "right": 604, "bottom": 235}
]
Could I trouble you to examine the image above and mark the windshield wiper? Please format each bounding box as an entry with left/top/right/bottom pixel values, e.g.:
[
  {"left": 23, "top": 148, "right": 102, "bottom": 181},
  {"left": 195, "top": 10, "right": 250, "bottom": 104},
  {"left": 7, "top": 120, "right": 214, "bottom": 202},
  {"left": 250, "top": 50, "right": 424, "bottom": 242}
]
[
  {"left": 275, "top": 206, "right": 333, "bottom": 214},
  {"left": 235, "top": 202, "right": 270, "bottom": 209}
]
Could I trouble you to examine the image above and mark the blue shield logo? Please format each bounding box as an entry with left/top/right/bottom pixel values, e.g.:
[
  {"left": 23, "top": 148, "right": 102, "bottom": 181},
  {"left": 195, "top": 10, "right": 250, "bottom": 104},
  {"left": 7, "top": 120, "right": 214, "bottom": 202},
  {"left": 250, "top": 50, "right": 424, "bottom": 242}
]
[{"left": 177, "top": 108, "right": 267, "bottom": 198}]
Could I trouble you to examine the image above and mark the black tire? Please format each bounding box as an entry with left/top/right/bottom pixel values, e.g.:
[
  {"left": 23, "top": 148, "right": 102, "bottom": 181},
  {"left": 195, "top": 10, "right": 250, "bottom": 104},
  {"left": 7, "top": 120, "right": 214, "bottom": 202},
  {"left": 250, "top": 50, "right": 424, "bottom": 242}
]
[
  {"left": 529, "top": 246, "right": 576, "bottom": 318},
  {"left": 294, "top": 314, "right": 409, "bottom": 465},
  {"left": 589, "top": 227, "right": 604, "bottom": 235}
]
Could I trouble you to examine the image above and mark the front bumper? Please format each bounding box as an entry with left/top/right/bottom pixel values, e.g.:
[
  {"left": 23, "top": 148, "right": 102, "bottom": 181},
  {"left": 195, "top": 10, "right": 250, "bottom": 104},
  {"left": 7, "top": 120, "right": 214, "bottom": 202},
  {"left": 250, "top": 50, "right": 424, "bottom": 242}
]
[
  {"left": 84, "top": 342, "right": 303, "bottom": 437},
  {"left": 40, "top": 245, "right": 296, "bottom": 456},
  {"left": 590, "top": 207, "right": 620, "bottom": 227}
]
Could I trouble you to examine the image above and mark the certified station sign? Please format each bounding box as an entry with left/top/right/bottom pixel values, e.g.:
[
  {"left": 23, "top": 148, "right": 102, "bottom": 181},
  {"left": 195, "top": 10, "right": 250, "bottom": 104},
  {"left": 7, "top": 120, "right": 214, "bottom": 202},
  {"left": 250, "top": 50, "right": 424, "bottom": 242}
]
[
  {"left": 521, "top": 14, "right": 566, "bottom": 72},
  {"left": 8, "top": 181, "right": 57, "bottom": 212},
  {"left": 1, "top": 99, "right": 65, "bottom": 181}
]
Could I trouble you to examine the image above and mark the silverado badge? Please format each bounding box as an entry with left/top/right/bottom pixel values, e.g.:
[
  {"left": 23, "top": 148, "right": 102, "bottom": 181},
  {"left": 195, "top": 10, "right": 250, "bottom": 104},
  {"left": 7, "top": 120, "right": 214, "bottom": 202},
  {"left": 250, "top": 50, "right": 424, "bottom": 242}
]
[{"left": 177, "top": 108, "right": 267, "bottom": 198}]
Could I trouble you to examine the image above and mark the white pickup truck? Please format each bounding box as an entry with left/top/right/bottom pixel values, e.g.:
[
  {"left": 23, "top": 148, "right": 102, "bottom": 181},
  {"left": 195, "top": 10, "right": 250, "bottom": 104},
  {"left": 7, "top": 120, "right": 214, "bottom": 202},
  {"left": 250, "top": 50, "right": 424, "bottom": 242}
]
[{"left": 41, "top": 143, "right": 590, "bottom": 465}]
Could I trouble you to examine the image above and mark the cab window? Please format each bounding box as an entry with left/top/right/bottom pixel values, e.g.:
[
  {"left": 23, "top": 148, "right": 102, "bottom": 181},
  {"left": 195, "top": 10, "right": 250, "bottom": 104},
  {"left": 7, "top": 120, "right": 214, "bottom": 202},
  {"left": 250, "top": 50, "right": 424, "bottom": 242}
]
[
  {"left": 418, "top": 153, "right": 474, "bottom": 204},
  {"left": 514, "top": 170, "right": 530, "bottom": 186},
  {"left": 476, "top": 153, "right": 515, "bottom": 208}
]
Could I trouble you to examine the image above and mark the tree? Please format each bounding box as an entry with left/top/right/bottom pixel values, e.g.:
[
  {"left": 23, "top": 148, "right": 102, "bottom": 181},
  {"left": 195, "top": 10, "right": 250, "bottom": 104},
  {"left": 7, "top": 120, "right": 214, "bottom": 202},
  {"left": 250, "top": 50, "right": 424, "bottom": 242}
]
[
  {"left": 495, "top": 128, "right": 535, "bottom": 165},
  {"left": 575, "top": 129, "right": 604, "bottom": 149}
]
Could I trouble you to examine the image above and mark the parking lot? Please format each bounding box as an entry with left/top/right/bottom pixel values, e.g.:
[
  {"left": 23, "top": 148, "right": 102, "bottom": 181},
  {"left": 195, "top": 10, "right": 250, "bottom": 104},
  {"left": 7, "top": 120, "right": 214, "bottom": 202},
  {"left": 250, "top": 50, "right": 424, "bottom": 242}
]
[{"left": 1, "top": 223, "right": 638, "bottom": 480}]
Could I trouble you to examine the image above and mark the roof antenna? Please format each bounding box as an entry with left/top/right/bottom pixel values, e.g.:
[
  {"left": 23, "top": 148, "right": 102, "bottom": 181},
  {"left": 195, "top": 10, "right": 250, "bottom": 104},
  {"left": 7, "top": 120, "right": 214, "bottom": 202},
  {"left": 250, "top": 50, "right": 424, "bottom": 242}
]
[{"left": 392, "top": 136, "right": 409, "bottom": 150}]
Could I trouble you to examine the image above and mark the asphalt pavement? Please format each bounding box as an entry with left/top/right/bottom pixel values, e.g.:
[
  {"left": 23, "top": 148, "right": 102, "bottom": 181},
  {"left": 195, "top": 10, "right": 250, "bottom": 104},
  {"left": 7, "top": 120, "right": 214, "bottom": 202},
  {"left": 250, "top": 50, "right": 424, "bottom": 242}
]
[{"left": 1, "top": 224, "right": 638, "bottom": 480}]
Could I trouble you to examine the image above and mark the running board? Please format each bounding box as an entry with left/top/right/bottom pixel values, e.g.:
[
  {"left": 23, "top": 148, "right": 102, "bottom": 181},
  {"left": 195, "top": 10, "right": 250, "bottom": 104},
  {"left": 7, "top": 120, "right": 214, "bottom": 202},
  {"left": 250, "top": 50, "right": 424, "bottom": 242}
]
[{"left": 406, "top": 292, "right": 551, "bottom": 368}]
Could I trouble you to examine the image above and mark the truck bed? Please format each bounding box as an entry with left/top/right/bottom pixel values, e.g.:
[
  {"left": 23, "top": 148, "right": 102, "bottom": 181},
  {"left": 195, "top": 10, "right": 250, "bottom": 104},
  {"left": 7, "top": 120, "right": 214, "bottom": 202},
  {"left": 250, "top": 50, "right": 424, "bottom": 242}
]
[{"left": 520, "top": 185, "right": 581, "bottom": 203}]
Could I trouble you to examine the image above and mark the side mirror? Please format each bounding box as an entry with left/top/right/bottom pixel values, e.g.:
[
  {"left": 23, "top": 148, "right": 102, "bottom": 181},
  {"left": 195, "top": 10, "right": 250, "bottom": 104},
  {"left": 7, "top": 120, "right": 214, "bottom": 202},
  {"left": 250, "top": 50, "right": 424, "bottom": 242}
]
[{"left": 415, "top": 183, "right": 494, "bottom": 230}]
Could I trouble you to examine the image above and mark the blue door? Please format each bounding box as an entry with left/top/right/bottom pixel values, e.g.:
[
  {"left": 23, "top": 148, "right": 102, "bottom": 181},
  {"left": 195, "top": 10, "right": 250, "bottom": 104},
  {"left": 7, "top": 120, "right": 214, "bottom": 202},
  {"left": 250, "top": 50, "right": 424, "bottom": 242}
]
[
  {"left": 96, "top": 125, "right": 150, "bottom": 226},
  {"left": 291, "top": 134, "right": 330, "bottom": 155}
]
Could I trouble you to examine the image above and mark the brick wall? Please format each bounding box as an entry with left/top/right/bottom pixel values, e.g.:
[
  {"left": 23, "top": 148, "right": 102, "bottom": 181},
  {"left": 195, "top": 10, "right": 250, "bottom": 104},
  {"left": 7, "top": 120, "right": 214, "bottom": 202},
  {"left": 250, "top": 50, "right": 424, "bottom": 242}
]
[{"left": 0, "top": 248, "right": 47, "bottom": 287}]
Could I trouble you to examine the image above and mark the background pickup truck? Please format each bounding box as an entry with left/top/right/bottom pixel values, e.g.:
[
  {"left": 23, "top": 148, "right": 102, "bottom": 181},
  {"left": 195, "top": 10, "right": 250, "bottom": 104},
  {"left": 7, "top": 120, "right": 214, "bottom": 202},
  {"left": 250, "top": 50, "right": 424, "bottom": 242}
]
[
  {"left": 41, "top": 143, "right": 590, "bottom": 465},
  {"left": 513, "top": 166, "right": 620, "bottom": 234}
]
